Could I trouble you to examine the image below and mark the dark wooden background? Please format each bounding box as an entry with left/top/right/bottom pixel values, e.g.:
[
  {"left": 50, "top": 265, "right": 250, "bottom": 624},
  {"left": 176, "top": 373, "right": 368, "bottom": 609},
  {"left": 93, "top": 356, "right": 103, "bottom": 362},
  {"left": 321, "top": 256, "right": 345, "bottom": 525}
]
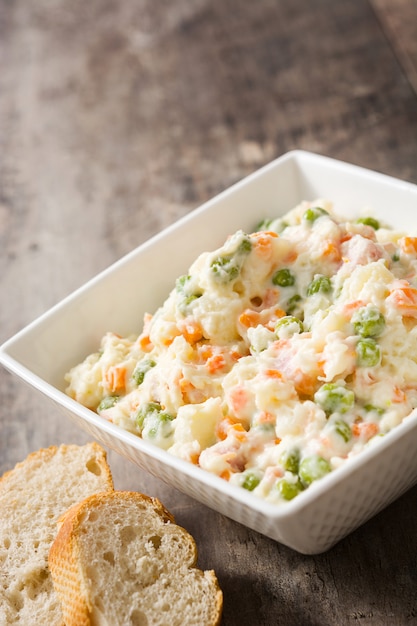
[{"left": 1, "top": 1, "right": 417, "bottom": 624}]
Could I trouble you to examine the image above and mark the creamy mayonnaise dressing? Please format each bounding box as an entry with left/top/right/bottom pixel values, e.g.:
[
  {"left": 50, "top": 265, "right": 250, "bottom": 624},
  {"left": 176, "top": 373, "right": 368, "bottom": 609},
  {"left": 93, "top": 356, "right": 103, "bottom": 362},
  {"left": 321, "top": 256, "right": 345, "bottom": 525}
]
[{"left": 65, "top": 200, "right": 417, "bottom": 503}]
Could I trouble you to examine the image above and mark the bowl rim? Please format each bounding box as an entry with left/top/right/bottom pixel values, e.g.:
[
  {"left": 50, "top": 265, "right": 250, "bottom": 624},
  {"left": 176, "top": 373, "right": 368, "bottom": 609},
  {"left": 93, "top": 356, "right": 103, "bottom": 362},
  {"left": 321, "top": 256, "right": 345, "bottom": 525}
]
[{"left": 1, "top": 148, "right": 417, "bottom": 527}]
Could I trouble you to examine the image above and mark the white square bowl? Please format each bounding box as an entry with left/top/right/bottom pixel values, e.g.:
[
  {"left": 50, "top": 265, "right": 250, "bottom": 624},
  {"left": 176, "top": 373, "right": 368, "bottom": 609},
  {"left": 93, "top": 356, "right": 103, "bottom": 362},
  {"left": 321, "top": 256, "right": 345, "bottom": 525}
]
[{"left": 2, "top": 150, "right": 417, "bottom": 554}]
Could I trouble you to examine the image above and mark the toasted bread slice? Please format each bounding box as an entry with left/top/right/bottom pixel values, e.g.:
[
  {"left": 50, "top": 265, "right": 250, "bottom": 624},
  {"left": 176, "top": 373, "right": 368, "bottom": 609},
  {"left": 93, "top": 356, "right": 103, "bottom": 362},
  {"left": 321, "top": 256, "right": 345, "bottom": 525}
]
[
  {"left": 49, "top": 490, "right": 223, "bottom": 626},
  {"left": 0, "top": 443, "right": 113, "bottom": 625}
]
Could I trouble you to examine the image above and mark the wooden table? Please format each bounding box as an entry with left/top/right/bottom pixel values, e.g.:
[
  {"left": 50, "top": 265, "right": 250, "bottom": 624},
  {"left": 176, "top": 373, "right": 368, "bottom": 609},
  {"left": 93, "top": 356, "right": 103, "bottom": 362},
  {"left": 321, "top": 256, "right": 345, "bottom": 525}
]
[{"left": 1, "top": 1, "right": 417, "bottom": 624}]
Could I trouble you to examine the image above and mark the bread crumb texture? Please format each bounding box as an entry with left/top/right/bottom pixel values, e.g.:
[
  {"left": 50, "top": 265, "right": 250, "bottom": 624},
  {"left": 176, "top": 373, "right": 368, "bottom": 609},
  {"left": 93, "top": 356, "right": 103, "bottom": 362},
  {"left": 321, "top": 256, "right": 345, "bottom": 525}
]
[
  {"left": 49, "top": 491, "right": 223, "bottom": 626},
  {"left": 0, "top": 443, "right": 113, "bottom": 626}
]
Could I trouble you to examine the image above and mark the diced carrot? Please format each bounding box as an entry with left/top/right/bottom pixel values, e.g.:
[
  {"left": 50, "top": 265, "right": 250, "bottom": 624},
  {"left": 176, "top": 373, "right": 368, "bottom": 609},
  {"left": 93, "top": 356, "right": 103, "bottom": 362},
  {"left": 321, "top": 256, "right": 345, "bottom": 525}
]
[
  {"left": 264, "top": 369, "right": 283, "bottom": 380},
  {"left": 239, "top": 309, "right": 261, "bottom": 328},
  {"left": 220, "top": 469, "right": 231, "bottom": 481},
  {"left": 340, "top": 232, "right": 353, "bottom": 244},
  {"left": 179, "top": 377, "right": 192, "bottom": 393},
  {"left": 293, "top": 371, "right": 317, "bottom": 397},
  {"left": 199, "top": 345, "right": 213, "bottom": 360},
  {"left": 189, "top": 451, "right": 200, "bottom": 465},
  {"left": 322, "top": 240, "right": 341, "bottom": 262},
  {"left": 388, "top": 281, "right": 417, "bottom": 317},
  {"left": 162, "top": 336, "right": 177, "bottom": 347},
  {"left": 392, "top": 386, "right": 406, "bottom": 403},
  {"left": 216, "top": 419, "right": 229, "bottom": 441},
  {"left": 317, "top": 359, "right": 326, "bottom": 371},
  {"left": 251, "top": 230, "right": 279, "bottom": 240},
  {"left": 136, "top": 314, "right": 155, "bottom": 351},
  {"left": 400, "top": 237, "right": 417, "bottom": 255},
  {"left": 395, "top": 286, "right": 417, "bottom": 305},
  {"left": 230, "top": 424, "right": 247, "bottom": 443},
  {"left": 216, "top": 416, "right": 247, "bottom": 442},
  {"left": 178, "top": 318, "right": 204, "bottom": 344},
  {"left": 137, "top": 334, "right": 153, "bottom": 351},
  {"left": 264, "top": 307, "right": 286, "bottom": 331},
  {"left": 352, "top": 421, "right": 379, "bottom": 440},
  {"left": 216, "top": 416, "right": 235, "bottom": 441},
  {"left": 284, "top": 250, "right": 298, "bottom": 264},
  {"left": 229, "top": 386, "right": 248, "bottom": 413},
  {"left": 257, "top": 411, "right": 275, "bottom": 424},
  {"left": 274, "top": 306, "right": 286, "bottom": 318},
  {"left": 105, "top": 365, "right": 126, "bottom": 393},
  {"left": 343, "top": 300, "right": 367, "bottom": 316},
  {"left": 229, "top": 348, "right": 243, "bottom": 361},
  {"left": 179, "top": 378, "right": 205, "bottom": 404},
  {"left": 232, "top": 422, "right": 246, "bottom": 433},
  {"left": 250, "top": 231, "right": 278, "bottom": 258},
  {"left": 207, "top": 353, "right": 227, "bottom": 374}
]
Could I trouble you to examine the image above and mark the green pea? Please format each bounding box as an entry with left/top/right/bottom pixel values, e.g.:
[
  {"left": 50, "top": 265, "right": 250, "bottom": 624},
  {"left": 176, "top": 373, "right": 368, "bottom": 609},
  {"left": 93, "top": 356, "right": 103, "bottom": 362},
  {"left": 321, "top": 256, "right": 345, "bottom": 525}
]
[
  {"left": 147, "top": 410, "right": 174, "bottom": 438},
  {"left": 275, "top": 316, "right": 303, "bottom": 338},
  {"left": 307, "top": 275, "right": 332, "bottom": 296},
  {"left": 256, "top": 218, "right": 288, "bottom": 234},
  {"left": 356, "top": 338, "right": 381, "bottom": 367},
  {"left": 210, "top": 235, "right": 252, "bottom": 284},
  {"left": 237, "top": 236, "right": 252, "bottom": 254},
  {"left": 135, "top": 401, "right": 162, "bottom": 431},
  {"left": 184, "top": 294, "right": 201, "bottom": 306},
  {"left": 352, "top": 306, "right": 385, "bottom": 338},
  {"left": 179, "top": 293, "right": 203, "bottom": 315},
  {"left": 241, "top": 471, "right": 261, "bottom": 492},
  {"left": 286, "top": 294, "right": 302, "bottom": 316},
  {"left": 97, "top": 395, "right": 119, "bottom": 411},
  {"left": 278, "top": 478, "right": 304, "bottom": 501},
  {"left": 299, "top": 455, "right": 331, "bottom": 487},
  {"left": 333, "top": 419, "right": 352, "bottom": 443},
  {"left": 210, "top": 255, "right": 240, "bottom": 282},
  {"left": 303, "top": 207, "right": 329, "bottom": 223},
  {"left": 272, "top": 268, "right": 295, "bottom": 287},
  {"left": 314, "top": 383, "right": 355, "bottom": 415},
  {"left": 176, "top": 274, "right": 191, "bottom": 291},
  {"left": 280, "top": 448, "right": 300, "bottom": 473},
  {"left": 136, "top": 401, "right": 175, "bottom": 440},
  {"left": 256, "top": 218, "right": 273, "bottom": 231},
  {"left": 364, "top": 404, "right": 385, "bottom": 416},
  {"left": 132, "top": 359, "right": 156, "bottom": 386},
  {"left": 176, "top": 275, "right": 203, "bottom": 313},
  {"left": 356, "top": 217, "right": 380, "bottom": 230}
]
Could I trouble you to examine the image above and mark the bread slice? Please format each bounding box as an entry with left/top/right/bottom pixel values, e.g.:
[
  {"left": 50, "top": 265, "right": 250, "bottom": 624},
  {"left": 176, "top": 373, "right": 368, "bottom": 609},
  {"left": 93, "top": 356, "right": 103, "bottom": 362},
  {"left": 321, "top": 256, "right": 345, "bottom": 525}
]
[
  {"left": 0, "top": 442, "right": 113, "bottom": 626},
  {"left": 49, "top": 490, "right": 223, "bottom": 626}
]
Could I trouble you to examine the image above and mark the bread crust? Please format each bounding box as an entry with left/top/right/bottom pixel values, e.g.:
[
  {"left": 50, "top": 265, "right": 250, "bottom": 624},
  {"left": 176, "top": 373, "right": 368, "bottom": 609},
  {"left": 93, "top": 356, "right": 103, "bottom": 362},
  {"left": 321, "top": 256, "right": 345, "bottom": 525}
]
[
  {"left": 49, "top": 491, "right": 223, "bottom": 626},
  {"left": 0, "top": 443, "right": 113, "bottom": 491},
  {"left": 0, "top": 442, "right": 114, "bottom": 626}
]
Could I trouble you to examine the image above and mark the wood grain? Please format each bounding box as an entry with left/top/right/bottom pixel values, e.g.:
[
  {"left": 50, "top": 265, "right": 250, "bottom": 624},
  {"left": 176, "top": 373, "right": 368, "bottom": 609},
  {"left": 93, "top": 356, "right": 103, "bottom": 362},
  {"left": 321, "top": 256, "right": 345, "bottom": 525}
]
[
  {"left": 1, "top": 1, "right": 417, "bottom": 624},
  {"left": 370, "top": 0, "right": 417, "bottom": 96}
]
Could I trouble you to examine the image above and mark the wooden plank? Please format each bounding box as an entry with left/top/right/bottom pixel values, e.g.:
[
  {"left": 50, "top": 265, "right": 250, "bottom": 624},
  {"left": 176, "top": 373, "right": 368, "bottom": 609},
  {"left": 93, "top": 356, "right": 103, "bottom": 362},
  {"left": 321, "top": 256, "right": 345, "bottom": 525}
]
[{"left": 370, "top": 0, "right": 417, "bottom": 96}]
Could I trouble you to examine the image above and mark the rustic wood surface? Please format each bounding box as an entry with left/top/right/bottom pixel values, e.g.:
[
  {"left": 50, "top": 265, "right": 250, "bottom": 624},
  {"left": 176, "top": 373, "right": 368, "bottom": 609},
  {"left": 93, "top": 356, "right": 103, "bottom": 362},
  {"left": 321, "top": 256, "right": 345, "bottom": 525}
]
[{"left": 1, "top": 1, "right": 417, "bottom": 624}]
